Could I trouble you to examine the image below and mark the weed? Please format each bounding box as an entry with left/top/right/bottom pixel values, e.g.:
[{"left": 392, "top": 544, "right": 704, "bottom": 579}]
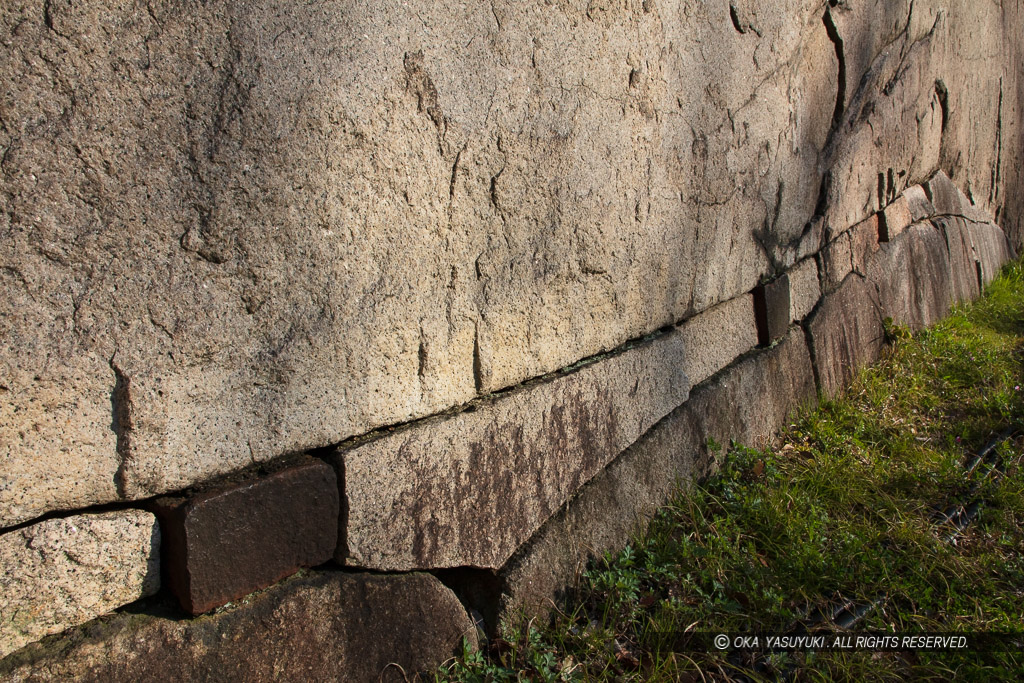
[{"left": 437, "top": 258, "right": 1024, "bottom": 681}]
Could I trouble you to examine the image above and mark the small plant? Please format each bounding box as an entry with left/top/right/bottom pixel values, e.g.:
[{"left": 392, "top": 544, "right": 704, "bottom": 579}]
[{"left": 438, "top": 257, "right": 1024, "bottom": 681}]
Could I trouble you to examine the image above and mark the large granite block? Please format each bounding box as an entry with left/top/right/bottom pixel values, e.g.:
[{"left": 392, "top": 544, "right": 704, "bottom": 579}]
[
  {"left": 806, "top": 274, "right": 885, "bottom": 398},
  {"left": 677, "top": 294, "right": 759, "bottom": 385},
  {"left": 0, "top": 511, "right": 160, "bottom": 658},
  {"left": 879, "top": 195, "right": 913, "bottom": 242},
  {"left": 333, "top": 327, "right": 692, "bottom": 571},
  {"left": 0, "top": 571, "right": 475, "bottom": 683},
  {"left": 935, "top": 216, "right": 982, "bottom": 304},
  {"left": 788, "top": 258, "right": 821, "bottom": 322},
  {"left": 151, "top": 458, "right": 338, "bottom": 615},
  {"left": 499, "top": 329, "right": 816, "bottom": 624},
  {"left": 903, "top": 184, "right": 935, "bottom": 221},
  {"left": 865, "top": 223, "right": 953, "bottom": 331},
  {"left": 968, "top": 220, "right": 1015, "bottom": 286}
]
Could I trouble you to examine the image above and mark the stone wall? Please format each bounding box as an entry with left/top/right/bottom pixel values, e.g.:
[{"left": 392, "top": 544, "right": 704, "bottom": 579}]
[{"left": 1, "top": 0, "right": 1021, "bottom": 677}]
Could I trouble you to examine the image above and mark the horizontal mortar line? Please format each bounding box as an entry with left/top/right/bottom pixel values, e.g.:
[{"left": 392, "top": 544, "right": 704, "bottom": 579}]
[
  {"left": 494, "top": 326, "right": 809, "bottom": 576},
  {"left": 0, "top": 495, "right": 168, "bottom": 538},
  {"left": 317, "top": 300, "right": 745, "bottom": 457}
]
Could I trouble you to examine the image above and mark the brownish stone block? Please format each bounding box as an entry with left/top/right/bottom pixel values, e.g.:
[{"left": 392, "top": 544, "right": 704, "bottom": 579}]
[
  {"left": 935, "top": 215, "right": 982, "bottom": 304},
  {"left": 849, "top": 214, "right": 882, "bottom": 272},
  {"left": 969, "top": 220, "right": 1016, "bottom": 285},
  {"left": 806, "top": 274, "right": 885, "bottom": 398},
  {"left": 865, "top": 223, "right": 953, "bottom": 332},
  {"left": 0, "top": 571, "right": 476, "bottom": 683},
  {"left": 498, "top": 329, "right": 816, "bottom": 626},
  {"left": 151, "top": 457, "right": 338, "bottom": 615},
  {"left": 753, "top": 274, "right": 791, "bottom": 346},
  {"left": 903, "top": 184, "right": 935, "bottom": 221},
  {"left": 925, "top": 170, "right": 965, "bottom": 216}
]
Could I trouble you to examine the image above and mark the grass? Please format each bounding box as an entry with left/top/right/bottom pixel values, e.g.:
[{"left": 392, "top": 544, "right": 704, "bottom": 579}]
[{"left": 436, "top": 256, "right": 1024, "bottom": 681}]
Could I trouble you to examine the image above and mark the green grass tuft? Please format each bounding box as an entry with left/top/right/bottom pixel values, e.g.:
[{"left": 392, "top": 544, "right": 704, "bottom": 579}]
[{"left": 438, "top": 257, "right": 1024, "bottom": 681}]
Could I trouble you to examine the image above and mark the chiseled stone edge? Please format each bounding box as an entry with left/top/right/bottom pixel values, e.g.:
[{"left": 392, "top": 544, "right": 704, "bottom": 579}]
[
  {"left": 334, "top": 326, "right": 693, "bottom": 571},
  {"left": 150, "top": 457, "right": 338, "bottom": 615},
  {"left": 497, "top": 328, "right": 816, "bottom": 626},
  {"left": 0, "top": 570, "right": 476, "bottom": 683},
  {"left": 0, "top": 511, "right": 160, "bottom": 659},
  {"left": 1, "top": 172, "right": 1014, "bottom": 661},
  {"left": 334, "top": 294, "right": 757, "bottom": 572}
]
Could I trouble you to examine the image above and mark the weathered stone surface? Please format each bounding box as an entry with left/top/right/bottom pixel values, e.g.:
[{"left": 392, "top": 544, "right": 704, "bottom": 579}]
[
  {"left": 926, "top": 170, "right": 973, "bottom": 219},
  {"left": 848, "top": 214, "right": 882, "bottom": 275},
  {"left": 499, "top": 328, "right": 816, "bottom": 624},
  {"left": 904, "top": 184, "right": 936, "bottom": 221},
  {"left": 866, "top": 223, "right": 953, "bottom": 332},
  {"left": 831, "top": 1, "right": 1017, "bottom": 237},
  {"left": 677, "top": 294, "right": 758, "bottom": 386},
  {"left": 0, "top": 511, "right": 159, "bottom": 658},
  {"left": 880, "top": 196, "right": 913, "bottom": 242},
  {"left": 0, "top": 570, "right": 476, "bottom": 682},
  {"left": 335, "top": 326, "right": 691, "bottom": 571},
  {"left": 968, "top": 220, "right": 1015, "bottom": 286},
  {"left": 806, "top": 274, "right": 885, "bottom": 398},
  {"left": 0, "top": 351, "right": 120, "bottom": 528},
  {"left": 151, "top": 458, "right": 337, "bottom": 615},
  {"left": 935, "top": 215, "right": 982, "bottom": 304},
  {"left": 753, "top": 275, "right": 790, "bottom": 346},
  {"left": 788, "top": 258, "right": 821, "bottom": 322},
  {"left": 819, "top": 231, "right": 854, "bottom": 294},
  {"left": 4, "top": 0, "right": 1020, "bottom": 527},
  {"left": 819, "top": 215, "right": 880, "bottom": 293}
]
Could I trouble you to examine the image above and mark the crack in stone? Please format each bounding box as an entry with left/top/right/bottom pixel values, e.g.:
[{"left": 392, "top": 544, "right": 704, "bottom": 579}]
[{"left": 110, "top": 357, "right": 133, "bottom": 500}]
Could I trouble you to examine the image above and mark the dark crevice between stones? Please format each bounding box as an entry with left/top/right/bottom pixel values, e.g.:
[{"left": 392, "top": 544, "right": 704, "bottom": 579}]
[
  {"left": 0, "top": 498, "right": 160, "bottom": 538},
  {"left": 110, "top": 357, "right": 132, "bottom": 500},
  {"left": 800, "top": 320, "right": 823, "bottom": 396},
  {"left": 934, "top": 79, "right": 949, "bottom": 135},
  {"left": 432, "top": 567, "right": 507, "bottom": 641},
  {"left": 823, "top": 7, "right": 847, "bottom": 139},
  {"left": 991, "top": 77, "right": 1003, "bottom": 205},
  {"left": 729, "top": 4, "right": 745, "bottom": 34}
]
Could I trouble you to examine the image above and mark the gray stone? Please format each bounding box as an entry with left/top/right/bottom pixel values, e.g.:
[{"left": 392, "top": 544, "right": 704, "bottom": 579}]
[
  {"left": 865, "top": 223, "right": 953, "bottom": 332},
  {"left": 880, "top": 196, "right": 913, "bottom": 242},
  {"left": 334, "top": 325, "right": 691, "bottom": 571},
  {"left": 806, "top": 274, "right": 885, "bottom": 398},
  {"left": 968, "top": 220, "right": 1015, "bottom": 286},
  {"left": 935, "top": 216, "right": 982, "bottom": 305},
  {"left": 676, "top": 294, "right": 758, "bottom": 386},
  {"left": 0, "top": 511, "right": 160, "bottom": 658},
  {"left": 788, "top": 258, "right": 821, "bottom": 323},
  {"left": 818, "top": 231, "right": 854, "bottom": 294},
  {"left": 499, "top": 328, "right": 816, "bottom": 624},
  {"left": 5, "top": 0, "right": 1019, "bottom": 527},
  {"left": 819, "top": 215, "right": 879, "bottom": 293},
  {"left": 0, "top": 571, "right": 476, "bottom": 683},
  {"left": 819, "top": 2, "right": 1013, "bottom": 246},
  {"left": 849, "top": 214, "right": 882, "bottom": 275},
  {"left": 903, "top": 184, "right": 936, "bottom": 222},
  {"left": 926, "top": 171, "right": 967, "bottom": 217}
]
